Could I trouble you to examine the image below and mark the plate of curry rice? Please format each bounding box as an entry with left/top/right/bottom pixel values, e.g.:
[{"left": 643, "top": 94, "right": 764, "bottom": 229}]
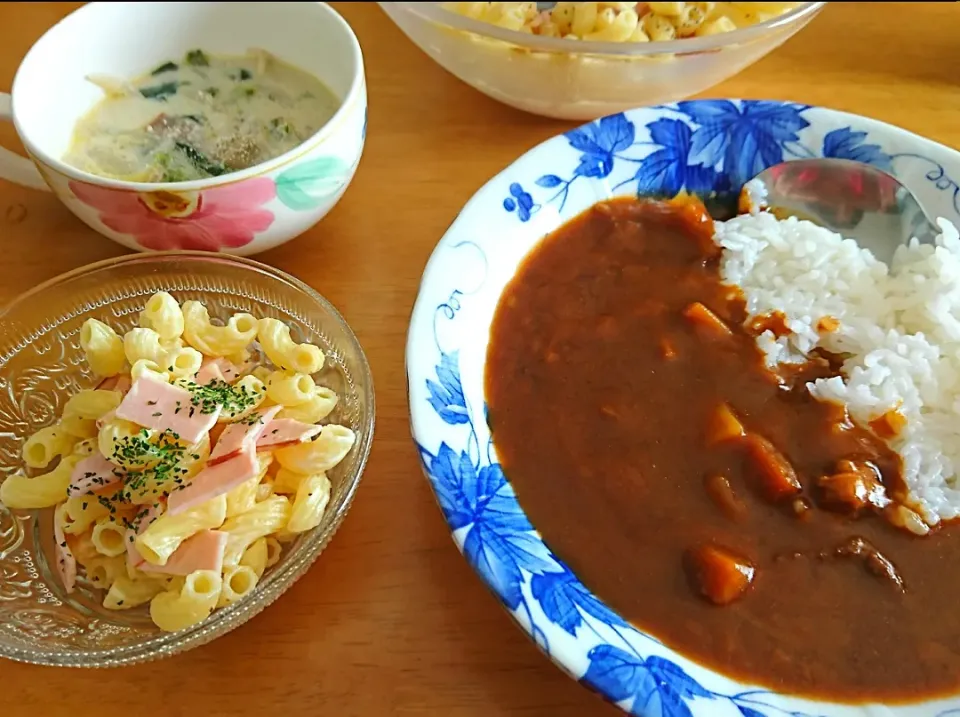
[{"left": 407, "top": 100, "right": 960, "bottom": 716}]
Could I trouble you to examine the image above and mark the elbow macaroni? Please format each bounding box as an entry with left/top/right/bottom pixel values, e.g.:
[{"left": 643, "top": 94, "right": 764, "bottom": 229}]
[
  {"left": 105, "top": 574, "right": 166, "bottom": 610},
  {"left": 62, "top": 494, "right": 110, "bottom": 534},
  {"left": 265, "top": 371, "right": 316, "bottom": 407},
  {"left": 150, "top": 570, "right": 222, "bottom": 631},
  {"left": 0, "top": 292, "right": 357, "bottom": 631},
  {"left": 64, "top": 390, "right": 123, "bottom": 421},
  {"left": 80, "top": 318, "right": 125, "bottom": 376},
  {"left": 91, "top": 517, "right": 129, "bottom": 557},
  {"left": 217, "top": 564, "right": 259, "bottom": 607},
  {"left": 287, "top": 472, "right": 332, "bottom": 533},
  {"left": 131, "top": 358, "right": 170, "bottom": 384},
  {"left": 22, "top": 425, "right": 76, "bottom": 469},
  {"left": 221, "top": 495, "right": 292, "bottom": 566},
  {"left": 139, "top": 291, "right": 185, "bottom": 341},
  {"left": 257, "top": 318, "right": 325, "bottom": 375},
  {"left": 239, "top": 537, "right": 269, "bottom": 578},
  {"left": 85, "top": 555, "right": 127, "bottom": 589},
  {"left": 275, "top": 425, "right": 356, "bottom": 475},
  {"left": 123, "top": 327, "right": 171, "bottom": 366},
  {"left": 276, "top": 386, "right": 338, "bottom": 424},
  {"left": 0, "top": 457, "right": 80, "bottom": 509},
  {"left": 182, "top": 300, "right": 259, "bottom": 357}
]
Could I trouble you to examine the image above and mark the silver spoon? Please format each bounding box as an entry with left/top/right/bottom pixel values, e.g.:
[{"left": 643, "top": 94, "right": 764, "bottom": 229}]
[{"left": 745, "top": 158, "right": 939, "bottom": 265}]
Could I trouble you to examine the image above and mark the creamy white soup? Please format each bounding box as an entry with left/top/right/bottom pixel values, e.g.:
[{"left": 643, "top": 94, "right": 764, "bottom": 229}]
[{"left": 64, "top": 49, "right": 340, "bottom": 183}]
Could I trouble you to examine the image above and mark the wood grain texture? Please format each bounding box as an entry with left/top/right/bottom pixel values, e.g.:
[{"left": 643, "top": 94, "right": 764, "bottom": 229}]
[{"left": 0, "top": 2, "right": 958, "bottom": 715}]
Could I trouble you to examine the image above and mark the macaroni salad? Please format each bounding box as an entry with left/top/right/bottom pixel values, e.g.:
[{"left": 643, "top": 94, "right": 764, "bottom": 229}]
[
  {"left": 0, "top": 292, "right": 355, "bottom": 632},
  {"left": 444, "top": 2, "right": 803, "bottom": 42}
]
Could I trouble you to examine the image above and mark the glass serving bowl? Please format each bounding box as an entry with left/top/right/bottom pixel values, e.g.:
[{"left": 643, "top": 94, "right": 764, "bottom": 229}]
[
  {"left": 379, "top": 1, "right": 825, "bottom": 120},
  {"left": 0, "top": 252, "right": 375, "bottom": 666}
]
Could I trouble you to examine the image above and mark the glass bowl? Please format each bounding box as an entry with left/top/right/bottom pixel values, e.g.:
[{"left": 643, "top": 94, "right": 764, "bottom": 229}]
[
  {"left": 378, "top": 2, "right": 825, "bottom": 120},
  {"left": 0, "top": 252, "right": 375, "bottom": 666}
]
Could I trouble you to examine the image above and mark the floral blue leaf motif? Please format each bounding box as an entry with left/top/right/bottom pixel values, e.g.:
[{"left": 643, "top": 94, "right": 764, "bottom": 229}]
[
  {"left": 646, "top": 657, "right": 711, "bottom": 700},
  {"left": 598, "top": 113, "right": 637, "bottom": 153},
  {"left": 464, "top": 521, "right": 526, "bottom": 609},
  {"left": 583, "top": 645, "right": 657, "bottom": 703},
  {"left": 822, "top": 127, "right": 893, "bottom": 171},
  {"left": 726, "top": 101, "right": 810, "bottom": 187},
  {"left": 737, "top": 707, "right": 765, "bottom": 717},
  {"left": 503, "top": 197, "right": 516, "bottom": 212},
  {"left": 532, "top": 569, "right": 630, "bottom": 635},
  {"left": 531, "top": 571, "right": 583, "bottom": 634},
  {"left": 684, "top": 164, "right": 720, "bottom": 196},
  {"left": 536, "top": 174, "right": 563, "bottom": 188},
  {"left": 679, "top": 99, "right": 742, "bottom": 168},
  {"left": 633, "top": 119, "right": 691, "bottom": 197},
  {"left": 426, "top": 351, "right": 469, "bottom": 425},
  {"left": 470, "top": 464, "right": 530, "bottom": 528},
  {"left": 676, "top": 99, "right": 741, "bottom": 125},
  {"left": 420, "top": 442, "right": 475, "bottom": 530},
  {"left": 565, "top": 112, "right": 636, "bottom": 179},
  {"left": 677, "top": 100, "right": 810, "bottom": 188},
  {"left": 639, "top": 683, "right": 694, "bottom": 717}
]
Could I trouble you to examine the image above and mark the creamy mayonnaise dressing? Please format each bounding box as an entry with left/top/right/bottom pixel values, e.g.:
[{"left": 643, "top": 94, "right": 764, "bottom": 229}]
[{"left": 65, "top": 49, "right": 340, "bottom": 183}]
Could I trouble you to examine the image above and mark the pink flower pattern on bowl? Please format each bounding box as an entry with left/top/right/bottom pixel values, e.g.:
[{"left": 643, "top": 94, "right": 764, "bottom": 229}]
[{"left": 68, "top": 178, "right": 277, "bottom": 251}]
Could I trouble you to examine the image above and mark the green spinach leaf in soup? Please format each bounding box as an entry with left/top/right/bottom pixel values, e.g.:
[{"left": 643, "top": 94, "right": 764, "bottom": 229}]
[
  {"left": 175, "top": 142, "right": 226, "bottom": 177},
  {"left": 185, "top": 49, "right": 210, "bottom": 67},
  {"left": 140, "top": 82, "right": 180, "bottom": 100},
  {"left": 151, "top": 61, "right": 178, "bottom": 75}
]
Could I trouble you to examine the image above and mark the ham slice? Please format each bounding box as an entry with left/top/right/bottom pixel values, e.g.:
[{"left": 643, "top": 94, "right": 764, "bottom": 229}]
[
  {"left": 126, "top": 503, "right": 161, "bottom": 573},
  {"left": 115, "top": 376, "right": 220, "bottom": 444},
  {"left": 54, "top": 508, "right": 76, "bottom": 594},
  {"left": 138, "top": 529, "right": 228, "bottom": 576},
  {"left": 68, "top": 453, "right": 125, "bottom": 496},
  {"left": 95, "top": 375, "right": 132, "bottom": 394},
  {"left": 256, "top": 418, "right": 322, "bottom": 451},
  {"left": 166, "top": 446, "right": 259, "bottom": 516},
  {"left": 195, "top": 357, "right": 243, "bottom": 385},
  {"left": 114, "top": 375, "right": 132, "bottom": 395},
  {"left": 208, "top": 405, "right": 282, "bottom": 466}
]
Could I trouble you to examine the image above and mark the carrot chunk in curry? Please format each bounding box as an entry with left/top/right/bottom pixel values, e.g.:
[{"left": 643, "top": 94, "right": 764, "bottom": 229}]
[
  {"left": 742, "top": 433, "right": 802, "bottom": 502},
  {"left": 706, "top": 403, "right": 745, "bottom": 446},
  {"left": 683, "top": 301, "right": 732, "bottom": 338},
  {"left": 869, "top": 408, "right": 908, "bottom": 439},
  {"left": 486, "top": 197, "right": 960, "bottom": 702},
  {"left": 685, "top": 543, "right": 756, "bottom": 606}
]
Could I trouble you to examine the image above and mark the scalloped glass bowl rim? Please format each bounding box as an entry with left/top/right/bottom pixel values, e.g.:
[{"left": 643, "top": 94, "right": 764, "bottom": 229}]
[
  {"left": 382, "top": 1, "right": 825, "bottom": 56},
  {"left": 0, "top": 250, "right": 376, "bottom": 667}
]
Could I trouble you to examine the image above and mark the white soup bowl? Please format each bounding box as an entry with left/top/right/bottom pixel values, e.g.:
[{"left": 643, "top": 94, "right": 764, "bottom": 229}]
[{"left": 0, "top": 1, "right": 367, "bottom": 256}]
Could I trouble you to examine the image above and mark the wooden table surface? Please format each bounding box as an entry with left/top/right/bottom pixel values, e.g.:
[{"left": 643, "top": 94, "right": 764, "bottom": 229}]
[{"left": 0, "top": 2, "right": 958, "bottom": 715}]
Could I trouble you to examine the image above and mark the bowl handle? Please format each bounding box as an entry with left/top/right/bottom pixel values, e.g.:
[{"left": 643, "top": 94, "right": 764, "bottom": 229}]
[{"left": 0, "top": 92, "right": 50, "bottom": 191}]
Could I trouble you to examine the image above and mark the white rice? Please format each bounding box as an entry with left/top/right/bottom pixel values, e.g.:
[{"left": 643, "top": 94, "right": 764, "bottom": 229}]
[{"left": 715, "top": 210, "right": 960, "bottom": 527}]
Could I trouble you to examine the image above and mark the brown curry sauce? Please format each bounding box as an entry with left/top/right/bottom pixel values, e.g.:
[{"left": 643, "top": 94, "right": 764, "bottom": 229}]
[{"left": 485, "top": 197, "right": 960, "bottom": 703}]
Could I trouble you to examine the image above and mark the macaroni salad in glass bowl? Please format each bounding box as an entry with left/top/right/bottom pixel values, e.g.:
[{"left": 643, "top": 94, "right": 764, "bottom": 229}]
[
  {"left": 379, "top": 1, "right": 825, "bottom": 119},
  {"left": 0, "top": 252, "right": 374, "bottom": 664}
]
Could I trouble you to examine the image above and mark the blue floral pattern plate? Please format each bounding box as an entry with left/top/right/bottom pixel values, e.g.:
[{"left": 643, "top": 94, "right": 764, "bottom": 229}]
[{"left": 406, "top": 100, "right": 960, "bottom": 717}]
